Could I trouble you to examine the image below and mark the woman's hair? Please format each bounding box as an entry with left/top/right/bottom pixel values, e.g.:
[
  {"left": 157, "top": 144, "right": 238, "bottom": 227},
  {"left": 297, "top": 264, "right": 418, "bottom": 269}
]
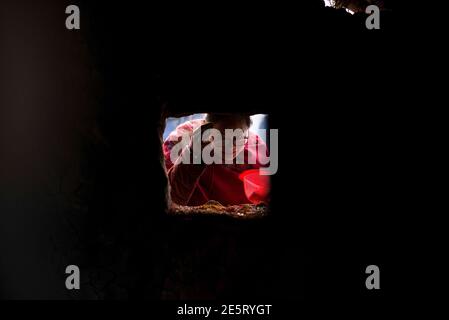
[{"left": 206, "top": 113, "right": 252, "bottom": 127}]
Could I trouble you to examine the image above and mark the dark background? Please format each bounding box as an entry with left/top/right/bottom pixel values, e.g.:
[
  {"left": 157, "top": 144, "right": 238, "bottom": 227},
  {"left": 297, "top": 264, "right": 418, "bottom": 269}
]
[{"left": 1, "top": 0, "right": 398, "bottom": 304}]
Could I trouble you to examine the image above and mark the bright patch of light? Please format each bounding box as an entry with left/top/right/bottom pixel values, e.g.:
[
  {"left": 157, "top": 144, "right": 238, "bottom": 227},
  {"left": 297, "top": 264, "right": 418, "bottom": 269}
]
[{"left": 250, "top": 114, "right": 268, "bottom": 143}]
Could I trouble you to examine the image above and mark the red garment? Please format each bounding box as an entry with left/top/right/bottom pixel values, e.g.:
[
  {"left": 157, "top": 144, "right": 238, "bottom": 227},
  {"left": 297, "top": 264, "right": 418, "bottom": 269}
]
[{"left": 163, "top": 119, "right": 267, "bottom": 206}]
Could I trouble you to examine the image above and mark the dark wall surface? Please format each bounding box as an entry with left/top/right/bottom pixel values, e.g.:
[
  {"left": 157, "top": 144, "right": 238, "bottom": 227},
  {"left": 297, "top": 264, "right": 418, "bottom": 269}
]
[{"left": 1, "top": 0, "right": 396, "bottom": 301}]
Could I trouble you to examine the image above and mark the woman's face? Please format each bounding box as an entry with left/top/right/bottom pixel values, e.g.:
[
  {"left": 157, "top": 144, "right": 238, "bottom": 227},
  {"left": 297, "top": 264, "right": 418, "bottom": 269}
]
[{"left": 212, "top": 118, "right": 249, "bottom": 162}]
